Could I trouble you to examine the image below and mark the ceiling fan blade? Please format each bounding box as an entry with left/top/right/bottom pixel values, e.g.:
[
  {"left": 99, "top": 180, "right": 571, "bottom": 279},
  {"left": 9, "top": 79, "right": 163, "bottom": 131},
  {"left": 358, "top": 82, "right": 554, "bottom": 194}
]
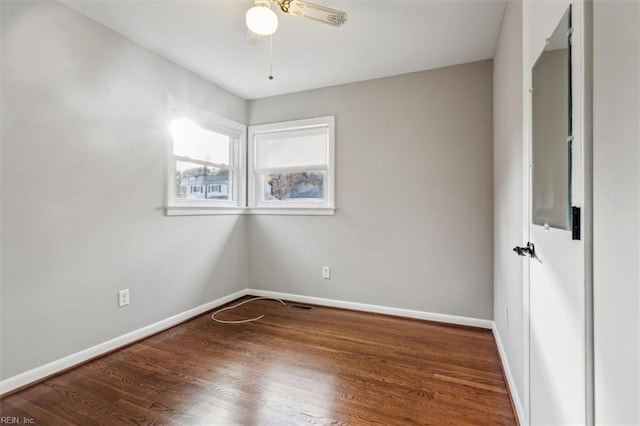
[{"left": 275, "top": 0, "right": 347, "bottom": 27}]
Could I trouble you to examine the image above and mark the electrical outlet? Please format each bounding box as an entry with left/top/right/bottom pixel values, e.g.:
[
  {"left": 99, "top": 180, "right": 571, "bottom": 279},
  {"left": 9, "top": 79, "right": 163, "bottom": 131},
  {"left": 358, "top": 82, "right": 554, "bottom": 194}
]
[
  {"left": 118, "top": 289, "right": 130, "bottom": 308},
  {"left": 505, "top": 307, "right": 509, "bottom": 327},
  {"left": 322, "top": 266, "right": 331, "bottom": 279}
]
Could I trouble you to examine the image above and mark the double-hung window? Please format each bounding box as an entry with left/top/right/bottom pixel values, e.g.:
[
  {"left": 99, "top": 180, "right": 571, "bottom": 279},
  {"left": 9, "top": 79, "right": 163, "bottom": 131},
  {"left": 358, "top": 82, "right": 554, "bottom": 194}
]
[
  {"left": 248, "top": 116, "right": 335, "bottom": 215},
  {"left": 165, "top": 97, "right": 246, "bottom": 215}
]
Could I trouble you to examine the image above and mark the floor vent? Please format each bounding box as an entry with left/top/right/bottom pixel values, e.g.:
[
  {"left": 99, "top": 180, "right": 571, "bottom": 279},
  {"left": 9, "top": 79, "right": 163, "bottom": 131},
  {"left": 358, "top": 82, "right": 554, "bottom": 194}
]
[{"left": 288, "top": 304, "right": 314, "bottom": 311}]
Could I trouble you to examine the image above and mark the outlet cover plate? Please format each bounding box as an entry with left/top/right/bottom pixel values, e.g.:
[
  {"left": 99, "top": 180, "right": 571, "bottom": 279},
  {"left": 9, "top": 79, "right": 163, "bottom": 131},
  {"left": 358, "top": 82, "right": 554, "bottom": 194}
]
[
  {"left": 322, "top": 266, "right": 331, "bottom": 279},
  {"left": 118, "top": 289, "right": 130, "bottom": 307}
]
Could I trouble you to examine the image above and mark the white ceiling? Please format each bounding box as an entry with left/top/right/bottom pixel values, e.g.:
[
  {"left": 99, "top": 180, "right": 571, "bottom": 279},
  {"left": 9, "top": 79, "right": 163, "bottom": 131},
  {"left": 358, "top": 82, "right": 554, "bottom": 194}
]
[{"left": 63, "top": 0, "right": 506, "bottom": 100}]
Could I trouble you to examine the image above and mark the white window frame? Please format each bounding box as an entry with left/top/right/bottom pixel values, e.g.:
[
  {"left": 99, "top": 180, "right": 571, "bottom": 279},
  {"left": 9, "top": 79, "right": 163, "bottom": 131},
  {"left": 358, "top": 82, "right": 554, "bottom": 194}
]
[
  {"left": 165, "top": 97, "right": 246, "bottom": 216},
  {"left": 248, "top": 116, "right": 335, "bottom": 215}
]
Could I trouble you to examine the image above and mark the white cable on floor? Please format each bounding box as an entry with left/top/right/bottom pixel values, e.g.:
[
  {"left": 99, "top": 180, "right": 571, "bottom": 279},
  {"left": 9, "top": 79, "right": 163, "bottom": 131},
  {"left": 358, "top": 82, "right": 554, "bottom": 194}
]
[{"left": 211, "top": 296, "right": 287, "bottom": 324}]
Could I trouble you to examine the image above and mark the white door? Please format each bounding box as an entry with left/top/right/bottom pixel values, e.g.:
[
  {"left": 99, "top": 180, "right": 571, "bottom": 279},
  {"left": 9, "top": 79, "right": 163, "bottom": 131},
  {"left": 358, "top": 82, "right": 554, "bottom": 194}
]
[{"left": 523, "top": 2, "right": 588, "bottom": 424}]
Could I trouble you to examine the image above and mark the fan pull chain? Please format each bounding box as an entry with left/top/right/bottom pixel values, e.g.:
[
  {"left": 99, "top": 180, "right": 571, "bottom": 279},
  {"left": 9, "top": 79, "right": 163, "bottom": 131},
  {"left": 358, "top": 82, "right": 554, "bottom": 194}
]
[{"left": 268, "top": 35, "right": 274, "bottom": 80}]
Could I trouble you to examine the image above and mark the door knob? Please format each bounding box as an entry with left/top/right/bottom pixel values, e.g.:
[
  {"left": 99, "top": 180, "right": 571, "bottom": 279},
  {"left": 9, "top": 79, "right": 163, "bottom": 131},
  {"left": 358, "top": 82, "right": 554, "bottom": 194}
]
[{"left": 513, "top": 242, "right": 536, "bottom": 258}]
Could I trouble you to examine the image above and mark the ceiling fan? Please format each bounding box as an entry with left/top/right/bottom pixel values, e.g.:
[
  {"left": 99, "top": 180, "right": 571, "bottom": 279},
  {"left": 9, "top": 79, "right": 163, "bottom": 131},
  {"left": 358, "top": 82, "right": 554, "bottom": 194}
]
[{"left": 246, "top": 0, "right": 348, "bottom": 39}]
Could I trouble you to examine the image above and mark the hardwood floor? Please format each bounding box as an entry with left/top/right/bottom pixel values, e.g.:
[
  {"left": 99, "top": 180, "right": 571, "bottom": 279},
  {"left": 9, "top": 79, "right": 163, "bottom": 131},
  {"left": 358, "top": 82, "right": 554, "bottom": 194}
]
[{"left": 1, "top": 298, "right": 517, "bottom": 425}]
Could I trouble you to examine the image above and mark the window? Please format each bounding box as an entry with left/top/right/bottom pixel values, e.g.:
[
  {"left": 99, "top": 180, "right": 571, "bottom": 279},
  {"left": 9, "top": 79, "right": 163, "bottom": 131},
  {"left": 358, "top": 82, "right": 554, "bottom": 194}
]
[
  {"left": 165, "top": 97, "right": 246, "bottom": 215},
  {"left": 165, "top": 99, "right": 335, "bottom": 216},
  {"left": 248, "top": 116, "right": 335, "bottom": 215}
]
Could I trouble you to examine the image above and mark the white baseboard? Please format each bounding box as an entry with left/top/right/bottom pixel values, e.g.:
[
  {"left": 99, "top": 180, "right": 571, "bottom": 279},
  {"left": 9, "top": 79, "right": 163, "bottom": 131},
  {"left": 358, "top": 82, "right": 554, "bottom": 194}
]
[
  {"left": 247, "top": 289, "right": 493, "bottom": 329},
  {"left": 0, "top": 289, "right": 248, "bottom": 396},
  {"left": 1, "top": 288, "right": 494, "bottom": 396},
  {"left": 492, "top": 323, "right": 525, "bottom": 424}
]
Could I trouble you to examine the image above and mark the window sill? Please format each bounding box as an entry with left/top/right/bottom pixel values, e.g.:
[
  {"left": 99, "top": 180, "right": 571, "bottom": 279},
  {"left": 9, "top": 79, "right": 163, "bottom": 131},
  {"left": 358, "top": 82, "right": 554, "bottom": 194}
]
[
  {"left": 165, "top": 206, "right": 247, "bottom": 216},
  {"left": 164, "top": 206, "right": 336, "bottom": 216},
  {"left": 246, "top": 207, "right": 336, "bottom": 216}
]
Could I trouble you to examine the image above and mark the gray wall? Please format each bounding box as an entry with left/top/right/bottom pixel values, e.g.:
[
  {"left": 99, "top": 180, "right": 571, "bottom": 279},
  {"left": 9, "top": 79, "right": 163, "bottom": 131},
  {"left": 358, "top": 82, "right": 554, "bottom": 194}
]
[
  {"left": 1, "top": 2, "right": 248, "bottom": 379},
  {"left": 593, "top": 1, "right": 640, "bottom": 423},
  {"left": 247, "top": 61, "right": 494, "bottom": 320},
  {"left": 492, "top": 0, "right": 525, "bottom": 414}
]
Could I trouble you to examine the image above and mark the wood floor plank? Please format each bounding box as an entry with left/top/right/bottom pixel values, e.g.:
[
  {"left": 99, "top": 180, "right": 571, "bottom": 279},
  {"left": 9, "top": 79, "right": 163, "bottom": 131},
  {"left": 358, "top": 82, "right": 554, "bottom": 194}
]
[{"left": 1, "top": 298, "right": 517, "bottom": 425}]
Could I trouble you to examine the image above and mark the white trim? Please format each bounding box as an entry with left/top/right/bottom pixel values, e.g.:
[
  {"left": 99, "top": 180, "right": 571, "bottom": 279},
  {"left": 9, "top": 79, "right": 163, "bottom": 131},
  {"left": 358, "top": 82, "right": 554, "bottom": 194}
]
[
  {"left": 0, "top": 289, "right": 248, "bottom": 396},
  {"left": 247, "top": 289, "right": 493, "bottom": 329},
  {"left": 522, "top": 1, "right": 532, "bottom": 420},
  {"left": 493, "top": 322, "right": 526, "bottom": 424},
  {"left": 582, "top": 1, "right": 594, "bottom": 423},
  {"left": 165, "top": 206, "right": 247, "bottom": 216},
  {"left": 245, "top": 207, "right": 335, "bottom": 216},
  {"left": 164, "top": 207, "right": 335, "bottom": 216},
  {"left": 247, "top": 120, "right": 331, "bottom": 134}
]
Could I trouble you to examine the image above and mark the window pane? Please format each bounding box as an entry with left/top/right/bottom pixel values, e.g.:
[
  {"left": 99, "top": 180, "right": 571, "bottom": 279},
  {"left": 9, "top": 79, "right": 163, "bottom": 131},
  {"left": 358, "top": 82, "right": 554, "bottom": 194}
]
[
  {"left": 175, "top": 160, "right": 230, "bottom": 201},
  {"left": 262, "top": 172, "right": 324, "bottom": 201},
  {"left": 172, "top": 118, "right": 230, "bottom": 165},
  {"left": 255, "top": 127, "right": 328, "bottom": 171}
]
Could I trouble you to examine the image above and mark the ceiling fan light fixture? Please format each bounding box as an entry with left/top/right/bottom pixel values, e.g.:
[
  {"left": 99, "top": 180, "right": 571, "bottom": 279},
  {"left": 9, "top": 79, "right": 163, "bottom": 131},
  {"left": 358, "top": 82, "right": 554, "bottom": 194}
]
[{"left": 246, "top": 2, "right": 278, "bottom": 36}]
